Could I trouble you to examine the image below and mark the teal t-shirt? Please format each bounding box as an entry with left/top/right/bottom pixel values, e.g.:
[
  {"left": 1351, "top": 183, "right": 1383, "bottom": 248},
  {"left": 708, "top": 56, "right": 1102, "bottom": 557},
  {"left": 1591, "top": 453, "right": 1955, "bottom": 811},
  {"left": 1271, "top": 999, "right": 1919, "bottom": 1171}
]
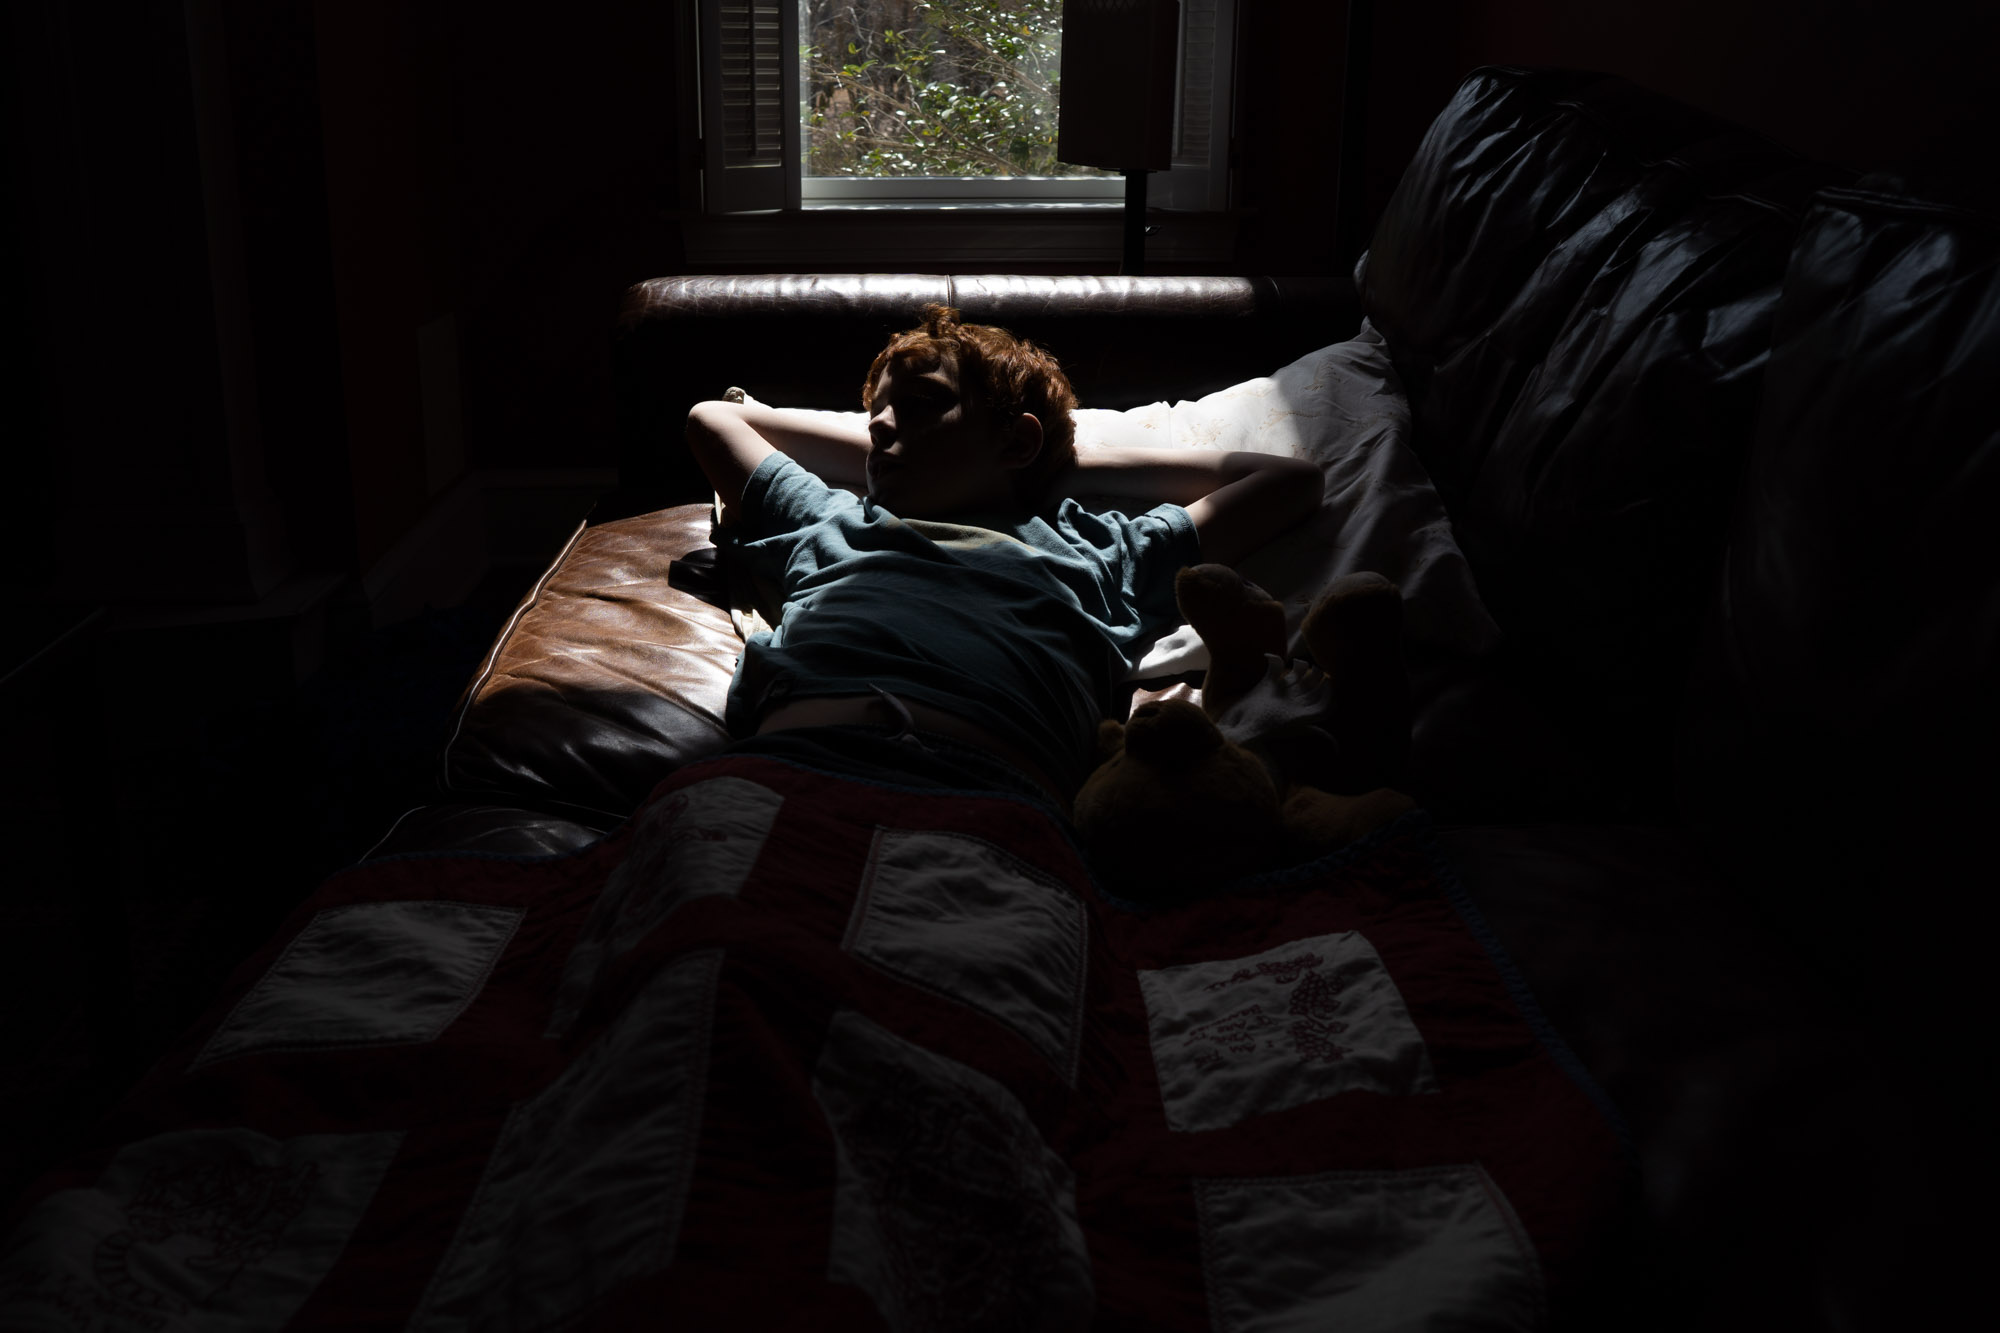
[{"left": 721, "top": 453, "right": 1202, "bottom": 792}]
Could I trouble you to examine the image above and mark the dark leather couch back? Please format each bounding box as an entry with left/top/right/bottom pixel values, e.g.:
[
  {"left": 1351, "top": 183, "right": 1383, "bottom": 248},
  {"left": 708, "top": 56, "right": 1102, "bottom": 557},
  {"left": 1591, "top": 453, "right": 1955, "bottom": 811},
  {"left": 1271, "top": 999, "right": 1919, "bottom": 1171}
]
[
  {"left": 614, "top": 274, "right": 1351, "bottom": 508},
  {"left": 1677, "top": 185, "right": 2000, "bottom": 993},
  {"left": 1366, "top": 66, "right": 1995, "bottom": 1009},
  {"left": 1361, "top": 66, "right": 1850, "bottom": 812}
]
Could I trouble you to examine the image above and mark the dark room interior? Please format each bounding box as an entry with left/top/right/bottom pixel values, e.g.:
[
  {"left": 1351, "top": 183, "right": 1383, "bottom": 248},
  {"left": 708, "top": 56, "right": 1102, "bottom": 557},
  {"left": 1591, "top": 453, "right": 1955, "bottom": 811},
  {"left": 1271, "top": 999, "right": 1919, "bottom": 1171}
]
[{"left": 4, "top": 1, "right": 1995, "bottom": 1327}]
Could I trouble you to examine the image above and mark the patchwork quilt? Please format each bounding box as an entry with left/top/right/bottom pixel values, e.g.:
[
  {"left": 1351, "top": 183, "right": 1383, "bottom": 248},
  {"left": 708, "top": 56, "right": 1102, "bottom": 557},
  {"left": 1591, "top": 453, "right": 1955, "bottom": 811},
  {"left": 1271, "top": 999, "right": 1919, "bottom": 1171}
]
[{"left": 1, "top": 756, "right": 1629, "bottom": 1331}]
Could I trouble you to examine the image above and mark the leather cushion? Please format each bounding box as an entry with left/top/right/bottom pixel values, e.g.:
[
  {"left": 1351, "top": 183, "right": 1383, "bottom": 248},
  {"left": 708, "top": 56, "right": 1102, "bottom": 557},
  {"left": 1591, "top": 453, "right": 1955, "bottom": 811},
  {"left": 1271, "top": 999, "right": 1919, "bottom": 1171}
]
[
  {"left": 1439, "top": 822, "right": 1956, "bottom": 1329},
  {"left": 1361, "top": 66, "right": 1849, "bottom": 814},
  {"left": 439, "top": 505, "right": 740, "bottom": 817}
]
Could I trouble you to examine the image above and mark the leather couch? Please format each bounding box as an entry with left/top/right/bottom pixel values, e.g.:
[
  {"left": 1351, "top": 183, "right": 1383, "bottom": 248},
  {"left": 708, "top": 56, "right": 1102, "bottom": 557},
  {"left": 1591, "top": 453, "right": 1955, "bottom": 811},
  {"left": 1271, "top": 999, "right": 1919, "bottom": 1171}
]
[{"left": 371, "top": 66, "right": 1994, "bottom": 1330}]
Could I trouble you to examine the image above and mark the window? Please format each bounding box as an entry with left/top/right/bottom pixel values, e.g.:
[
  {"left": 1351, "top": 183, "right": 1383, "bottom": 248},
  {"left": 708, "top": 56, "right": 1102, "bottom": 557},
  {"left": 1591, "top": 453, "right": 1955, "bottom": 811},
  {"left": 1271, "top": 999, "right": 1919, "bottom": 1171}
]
[
  {"left": 801, "top": 0, "right": 1116, "bottom": 205},
  {"left": 688, "top": 0, "right": 1235, "bottom": 221}
]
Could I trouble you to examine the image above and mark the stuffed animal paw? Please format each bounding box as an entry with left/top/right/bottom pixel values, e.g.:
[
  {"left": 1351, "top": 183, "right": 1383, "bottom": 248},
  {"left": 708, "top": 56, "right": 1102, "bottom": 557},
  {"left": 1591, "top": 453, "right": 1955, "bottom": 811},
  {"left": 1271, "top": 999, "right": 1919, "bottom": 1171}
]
[
  {"left": 1071, "top": 566, "right": 1419, "bottom": 899},
  {"left": 1300, "top": 570, "right": 1412, "bottom": 795},
  {"left": 1178, "top": 563, "right": 1412, "bottom": 795},
  {"left": 1072, "top": 699, "right": 1286, "bottom": 895},
  {"left": 1206, "top": 652, "right": 1343, "bottom": 796}
]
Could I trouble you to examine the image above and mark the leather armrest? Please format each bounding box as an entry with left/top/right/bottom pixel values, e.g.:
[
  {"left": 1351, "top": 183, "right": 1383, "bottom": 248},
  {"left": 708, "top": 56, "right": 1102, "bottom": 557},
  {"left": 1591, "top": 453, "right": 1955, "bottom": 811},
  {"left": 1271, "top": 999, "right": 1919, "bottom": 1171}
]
[
  {"left": 363, "top": 802, "right": 617, "bottom": 860},
  {"left": 440, "top": 503, "right": 740, "bottom": 817}
]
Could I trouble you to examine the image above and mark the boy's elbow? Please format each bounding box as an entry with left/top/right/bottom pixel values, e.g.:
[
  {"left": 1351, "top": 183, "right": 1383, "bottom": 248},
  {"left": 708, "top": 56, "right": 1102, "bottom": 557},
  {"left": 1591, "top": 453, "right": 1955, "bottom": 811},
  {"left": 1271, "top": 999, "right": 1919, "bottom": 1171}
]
[
  {"left": 685, "top": 398, "right": 736, "bottom": 443},
  {"left": 684, "top": 399, "right": 743, "bottom": 467}
]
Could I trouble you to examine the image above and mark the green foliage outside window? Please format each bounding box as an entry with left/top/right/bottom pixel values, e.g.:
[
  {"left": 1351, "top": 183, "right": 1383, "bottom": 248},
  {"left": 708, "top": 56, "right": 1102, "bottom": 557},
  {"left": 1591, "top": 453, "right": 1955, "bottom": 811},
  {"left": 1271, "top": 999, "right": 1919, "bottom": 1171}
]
[{"left": 801, "top": 0, "right": 1114, "bottom": 177}]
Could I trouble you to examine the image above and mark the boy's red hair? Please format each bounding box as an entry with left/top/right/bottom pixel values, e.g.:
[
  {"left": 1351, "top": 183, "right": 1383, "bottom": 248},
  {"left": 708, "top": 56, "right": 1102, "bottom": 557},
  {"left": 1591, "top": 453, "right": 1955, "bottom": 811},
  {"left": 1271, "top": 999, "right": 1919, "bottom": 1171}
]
[{"left": 862, "top": 304, "right": 1078, "bottom": 507}]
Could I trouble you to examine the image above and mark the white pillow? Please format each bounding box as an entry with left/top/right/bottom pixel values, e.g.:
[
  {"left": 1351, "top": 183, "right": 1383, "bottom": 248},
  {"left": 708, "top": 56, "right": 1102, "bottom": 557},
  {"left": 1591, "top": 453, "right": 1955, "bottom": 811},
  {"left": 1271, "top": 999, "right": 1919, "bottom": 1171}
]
[
  {"left": 720, "top": 324, "right": 1499, "bottom": 678},
  {"left": 1074, "top": 321, "right": 1500, "bottom": 675}
]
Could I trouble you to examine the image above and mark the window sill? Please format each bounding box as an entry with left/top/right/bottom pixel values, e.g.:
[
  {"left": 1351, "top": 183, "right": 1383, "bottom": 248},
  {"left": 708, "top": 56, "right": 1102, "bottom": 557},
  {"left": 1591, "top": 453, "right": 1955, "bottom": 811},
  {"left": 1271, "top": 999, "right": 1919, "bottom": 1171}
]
[
  {"left": 675, "top": 206, "right": 1241, "bottom": 272},
  {"left": 801, "top": 201, "right": 1123, "bottom": 212}
]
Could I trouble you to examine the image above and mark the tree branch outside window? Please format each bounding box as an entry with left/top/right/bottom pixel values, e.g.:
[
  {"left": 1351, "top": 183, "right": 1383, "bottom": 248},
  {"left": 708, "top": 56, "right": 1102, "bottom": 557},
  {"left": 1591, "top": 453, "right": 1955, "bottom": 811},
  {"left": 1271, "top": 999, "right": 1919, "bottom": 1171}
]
[{"left": 802, "top": 0, "right": 1115, "bottom": 177}]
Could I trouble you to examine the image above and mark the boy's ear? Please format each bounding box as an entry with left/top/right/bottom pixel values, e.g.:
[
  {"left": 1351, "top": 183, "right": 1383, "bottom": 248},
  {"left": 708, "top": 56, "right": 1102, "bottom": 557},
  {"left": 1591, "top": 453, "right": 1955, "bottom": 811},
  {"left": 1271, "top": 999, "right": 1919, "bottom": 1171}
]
[{"left": 999, "top": 412, "right": 1044, "bottom": 470}]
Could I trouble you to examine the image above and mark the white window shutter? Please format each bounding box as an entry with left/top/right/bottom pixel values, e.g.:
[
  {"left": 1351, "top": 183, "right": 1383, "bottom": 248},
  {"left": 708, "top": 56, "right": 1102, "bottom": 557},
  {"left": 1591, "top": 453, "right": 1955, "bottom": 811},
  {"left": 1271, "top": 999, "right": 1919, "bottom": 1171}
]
[
  {"left": 699, "top": 0, "right": 801, "bottom": 212},
  {"left": 1156, "top": 0, "right": 1236, "bottom": 211}
]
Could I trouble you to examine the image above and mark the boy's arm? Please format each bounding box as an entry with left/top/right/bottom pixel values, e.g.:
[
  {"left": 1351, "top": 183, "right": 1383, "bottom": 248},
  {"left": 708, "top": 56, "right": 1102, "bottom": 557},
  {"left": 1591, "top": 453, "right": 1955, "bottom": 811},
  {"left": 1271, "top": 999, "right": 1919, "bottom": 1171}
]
[
  {"left": 1055, "top": 447, "right": 1322, "bottom": 566},
  {"left": 685, "top": 400, "right": 872, "bottom": 522}
]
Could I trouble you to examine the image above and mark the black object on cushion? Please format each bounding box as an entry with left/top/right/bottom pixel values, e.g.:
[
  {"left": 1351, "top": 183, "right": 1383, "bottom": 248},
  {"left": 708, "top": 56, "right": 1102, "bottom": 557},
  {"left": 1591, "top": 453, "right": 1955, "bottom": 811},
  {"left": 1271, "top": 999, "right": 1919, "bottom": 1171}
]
[{"left": 1361, "top": 66, "right": 1852, "bottom": 817}]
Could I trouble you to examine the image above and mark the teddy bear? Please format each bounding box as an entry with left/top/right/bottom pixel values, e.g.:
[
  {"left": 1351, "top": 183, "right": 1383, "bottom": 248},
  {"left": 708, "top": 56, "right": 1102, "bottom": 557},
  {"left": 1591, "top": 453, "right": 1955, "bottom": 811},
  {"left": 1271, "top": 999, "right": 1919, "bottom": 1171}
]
[{"left": 1071, "top": 564, "right": 1417, "bottom": 897}]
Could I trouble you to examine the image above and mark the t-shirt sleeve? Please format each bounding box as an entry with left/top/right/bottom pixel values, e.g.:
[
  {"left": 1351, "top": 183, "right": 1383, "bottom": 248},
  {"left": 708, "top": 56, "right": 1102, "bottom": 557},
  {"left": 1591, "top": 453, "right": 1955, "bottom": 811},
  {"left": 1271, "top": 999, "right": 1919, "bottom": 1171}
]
[
  {"left": 738, "top": 452, "right": 859, "bottom": 540},
  {"left": 1055, "top": 498, "right": 1204, "bottom": 645},
  {"left": 721, "top": 454, "right": 868, "bottom": 624},
  {"left": 1121, "top": 502, "right": 1203, "bottom": 631}
]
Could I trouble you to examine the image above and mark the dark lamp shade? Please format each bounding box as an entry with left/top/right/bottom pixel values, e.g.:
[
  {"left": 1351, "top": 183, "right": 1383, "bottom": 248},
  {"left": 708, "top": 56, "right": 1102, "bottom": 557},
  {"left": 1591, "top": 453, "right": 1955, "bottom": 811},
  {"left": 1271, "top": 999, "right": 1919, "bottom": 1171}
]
[{"left": 1057, "top": 0, "right": 1180, "bottom": 172}]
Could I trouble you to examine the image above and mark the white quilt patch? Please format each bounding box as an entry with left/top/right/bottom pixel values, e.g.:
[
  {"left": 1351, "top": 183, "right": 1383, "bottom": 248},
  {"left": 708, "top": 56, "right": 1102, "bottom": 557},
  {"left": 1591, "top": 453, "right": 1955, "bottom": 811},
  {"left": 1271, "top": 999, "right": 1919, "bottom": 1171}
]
[
  {"left": 193, "top": 900, "right": 523, "bottom": 1069},
  {"left": 0, "top": 1127, "right": 402, "bottom": 1332},
  {"left": 409, "top": 947, "right": 723, "bottom": 1333},
  {"left": 1194, "top": 1166, "right": 1545, "bottom": 1332},
  {"left": 844, "top": 829, "right": 1087, "bottom": 1083},
  {"left": 547, "top": 775, "right": 782, "bottom": 1037},
  {"left": 1138, "top": 931, "right": 1437, "bottom": 1133},
  {"left": 813, "top": 1009, "right": 1094, "bottom": 1331}
]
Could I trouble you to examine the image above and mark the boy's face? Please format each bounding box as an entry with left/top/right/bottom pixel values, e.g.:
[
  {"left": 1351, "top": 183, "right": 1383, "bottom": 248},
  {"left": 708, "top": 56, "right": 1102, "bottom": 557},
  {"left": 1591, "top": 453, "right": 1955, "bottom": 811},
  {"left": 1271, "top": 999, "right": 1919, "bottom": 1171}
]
[{"left": 865, "top": 355, "right": 1035, "bottom": 517}]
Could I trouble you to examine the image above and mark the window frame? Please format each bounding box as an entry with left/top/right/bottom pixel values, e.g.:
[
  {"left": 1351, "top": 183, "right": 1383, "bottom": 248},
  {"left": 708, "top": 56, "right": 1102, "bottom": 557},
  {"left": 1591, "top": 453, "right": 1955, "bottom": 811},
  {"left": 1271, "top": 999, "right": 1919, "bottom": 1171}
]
[
  {"left": 799, "top": 175, "right": 1127, "bottom": 207},
  {"left": 679, "top": 0, "right": 1239, "bottom": 266}
]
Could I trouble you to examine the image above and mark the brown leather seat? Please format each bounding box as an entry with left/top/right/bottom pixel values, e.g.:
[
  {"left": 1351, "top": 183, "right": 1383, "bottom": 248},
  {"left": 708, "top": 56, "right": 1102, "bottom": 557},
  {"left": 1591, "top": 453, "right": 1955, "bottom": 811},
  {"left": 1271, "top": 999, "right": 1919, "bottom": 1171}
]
[{"left": 439, "top": 505, "right": 740, "bottom": 821}]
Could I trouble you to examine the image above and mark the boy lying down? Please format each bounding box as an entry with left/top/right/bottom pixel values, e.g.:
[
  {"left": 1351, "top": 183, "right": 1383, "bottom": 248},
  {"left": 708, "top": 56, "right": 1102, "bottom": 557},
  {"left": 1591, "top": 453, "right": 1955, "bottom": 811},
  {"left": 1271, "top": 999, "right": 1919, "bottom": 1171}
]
[{"left": 684, "top": 304, "right": 1322, "bottom": 814}]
